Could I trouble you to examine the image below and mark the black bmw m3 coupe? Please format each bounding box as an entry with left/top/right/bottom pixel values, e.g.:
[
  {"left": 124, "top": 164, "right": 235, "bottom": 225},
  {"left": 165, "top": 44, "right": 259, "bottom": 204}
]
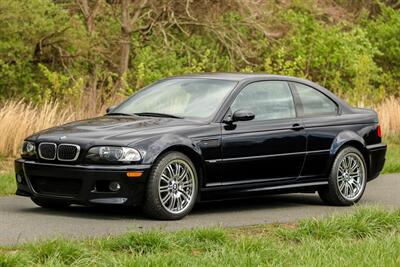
[{"left": 15, "top": 73, "right": 387, "bottom": 220}]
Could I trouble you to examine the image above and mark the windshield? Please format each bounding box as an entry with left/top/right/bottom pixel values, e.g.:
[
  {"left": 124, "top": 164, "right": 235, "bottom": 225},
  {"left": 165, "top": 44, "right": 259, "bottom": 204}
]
[{"left": 112, "top": 78, "right": 237, "bottom": 120}]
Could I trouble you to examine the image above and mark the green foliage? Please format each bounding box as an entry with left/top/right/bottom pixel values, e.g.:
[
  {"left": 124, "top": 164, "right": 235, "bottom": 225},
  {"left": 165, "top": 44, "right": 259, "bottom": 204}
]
[
  {"left": 38, "top": 65, "right": 84, "bottom": 103},
  {"left": 364, "top": 4, "right": 400, "bottom": 93},
  {"left": 130, "top": 32, "right": 232, "bottom": 90},
  {"left": 0, "top": 0, "right": 399, "bottom": 104},
  {"left": 0, "top": 0, "right": 87, "bottom": 101},
  {"left": 263, "top": 10, "right": 385, "bottom": 105}
]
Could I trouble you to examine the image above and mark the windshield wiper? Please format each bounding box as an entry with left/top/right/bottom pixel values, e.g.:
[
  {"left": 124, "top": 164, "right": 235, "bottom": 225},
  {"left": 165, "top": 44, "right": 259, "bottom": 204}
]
[
  {"left": 134, "top": 112, "right": 184, "bottom": 119},
  {"left": 106, "top": 112, "right": 134, "bottom": 116}
]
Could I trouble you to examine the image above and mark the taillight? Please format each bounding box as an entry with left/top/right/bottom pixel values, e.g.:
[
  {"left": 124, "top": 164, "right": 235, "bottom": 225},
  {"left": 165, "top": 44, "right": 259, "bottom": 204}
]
[{"left": 377, "top": 124, "right": 382, "bottom": 138}]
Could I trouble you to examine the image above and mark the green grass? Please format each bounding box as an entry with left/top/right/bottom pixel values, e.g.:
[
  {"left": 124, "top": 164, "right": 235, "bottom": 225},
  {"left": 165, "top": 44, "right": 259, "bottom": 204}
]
[
  {"left": 0, "top": 172, "right": 15, "bottom": 196},
  {"left": 382, "top": 136, "right": 400, "bottom": 174},
  {"left": 1, "top": 207, "right": 400, "bottom": 266}
]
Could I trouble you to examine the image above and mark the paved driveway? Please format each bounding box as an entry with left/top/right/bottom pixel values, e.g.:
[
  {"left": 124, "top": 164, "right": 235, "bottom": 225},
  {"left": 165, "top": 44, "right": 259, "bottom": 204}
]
[{"left": 0, "top": 174, "right": 399, "bottom": 245}]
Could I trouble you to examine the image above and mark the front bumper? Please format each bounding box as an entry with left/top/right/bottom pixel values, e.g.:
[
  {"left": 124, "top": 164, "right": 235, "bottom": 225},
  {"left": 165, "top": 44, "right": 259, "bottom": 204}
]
[
  {"left": 366, "top": 143, "right": 387, "bottom": 181},
  {"left": 15, "top": 159, "right": 151, "bottom": 206}
]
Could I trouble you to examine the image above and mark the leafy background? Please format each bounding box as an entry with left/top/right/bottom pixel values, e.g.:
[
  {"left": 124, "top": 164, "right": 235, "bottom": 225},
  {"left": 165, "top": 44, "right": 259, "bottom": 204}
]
[{"left": 1, "top": 0, "right": 399, "bottom": 107}]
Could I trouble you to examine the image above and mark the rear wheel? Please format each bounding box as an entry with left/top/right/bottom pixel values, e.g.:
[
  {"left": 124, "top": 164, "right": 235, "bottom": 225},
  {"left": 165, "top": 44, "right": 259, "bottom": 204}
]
[
  {"left": 31, "top": 197, "right": 71, "bottom": 209},
  {"left": 143, "top": 152, "right": 198, "bottom": 220},
  {"left": 318, "top": 146, "right": 367, "bottom": 206}
]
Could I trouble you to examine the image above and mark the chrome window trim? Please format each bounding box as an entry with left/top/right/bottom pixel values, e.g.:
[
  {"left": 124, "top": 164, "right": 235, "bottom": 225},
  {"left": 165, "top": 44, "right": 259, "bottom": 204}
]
[
  {"left": 38, "top": 142, "right": 57, "bottom": 160},
  {"left": 57, "top": 144, "right": 81, "bottom": 161}
]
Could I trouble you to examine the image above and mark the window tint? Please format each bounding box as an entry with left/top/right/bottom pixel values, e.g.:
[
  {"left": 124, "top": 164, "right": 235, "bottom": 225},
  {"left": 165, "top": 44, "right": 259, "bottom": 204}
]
[
  {"left": 294, "top": 83, "right": 338, "bottom": 116},
  {"left": 231, "top": 81, "right": 296, "bottom": 121}
]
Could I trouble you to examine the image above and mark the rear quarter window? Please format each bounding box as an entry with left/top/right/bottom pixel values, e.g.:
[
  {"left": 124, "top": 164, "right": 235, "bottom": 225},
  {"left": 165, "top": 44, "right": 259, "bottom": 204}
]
[{"left": 294, "top": 83, "right": 338, "bottom": 117}]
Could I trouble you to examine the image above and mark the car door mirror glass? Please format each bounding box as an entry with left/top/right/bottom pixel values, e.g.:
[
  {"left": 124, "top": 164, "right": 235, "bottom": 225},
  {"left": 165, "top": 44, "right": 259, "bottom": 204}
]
[{"left": 232, "top": 110, "right": 255, "bottom": 122}]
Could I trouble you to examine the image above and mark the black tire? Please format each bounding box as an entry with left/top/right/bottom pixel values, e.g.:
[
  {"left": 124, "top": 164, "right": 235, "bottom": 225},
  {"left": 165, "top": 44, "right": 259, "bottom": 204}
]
[
  {"left": 318, "top": 146, "right": 367, "bottom": 206},
  {"left": 31, "top": 197, "right": 71, "bottom": 209},
  {"left": 143, "top": 151, "right": 198, "bottom": 220}
]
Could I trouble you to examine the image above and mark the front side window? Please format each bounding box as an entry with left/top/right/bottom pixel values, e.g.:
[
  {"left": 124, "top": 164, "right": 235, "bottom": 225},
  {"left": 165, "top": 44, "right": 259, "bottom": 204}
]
[
  {"left": 231, "top": 81, "right": 296, "bottom": 121},
  {"left": 294, "top": 83, "right": 338, "bottom": 116},
  {"left": 112, "top": 78, "right": 237, "bottom": 120}
]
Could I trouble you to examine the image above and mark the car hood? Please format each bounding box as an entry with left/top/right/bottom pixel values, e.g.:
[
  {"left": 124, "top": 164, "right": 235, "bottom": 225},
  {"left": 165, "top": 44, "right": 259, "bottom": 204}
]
[{"left": 29, "top": 115, "right": 204, "bottom": 145}]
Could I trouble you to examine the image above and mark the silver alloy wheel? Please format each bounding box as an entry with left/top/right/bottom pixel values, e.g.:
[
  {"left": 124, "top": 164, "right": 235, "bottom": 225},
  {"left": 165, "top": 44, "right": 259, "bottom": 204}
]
[
  {"left": 336, "top": 152, "right": 365, "bottom": 201},
  {"left": 158, "top": 159, "right": 196, "bottom": 214}
]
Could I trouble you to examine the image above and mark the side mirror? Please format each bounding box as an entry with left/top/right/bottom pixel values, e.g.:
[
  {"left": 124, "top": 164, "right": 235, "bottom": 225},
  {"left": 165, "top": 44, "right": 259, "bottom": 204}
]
[
  {"left": 106, "top": 106, "right": 116, "bottom": 114},
  {"left": 232, "top": 109, "right": 255, "bottom": 122}
]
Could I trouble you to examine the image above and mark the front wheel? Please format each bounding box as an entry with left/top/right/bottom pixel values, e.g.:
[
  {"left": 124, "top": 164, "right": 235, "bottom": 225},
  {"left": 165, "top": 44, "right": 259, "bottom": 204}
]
[
  {"left": 143, "top": 152, "right": 198, "bottom": 220},
  {"left": 318, "top": 146, "right": 367, "bottom": 206}
]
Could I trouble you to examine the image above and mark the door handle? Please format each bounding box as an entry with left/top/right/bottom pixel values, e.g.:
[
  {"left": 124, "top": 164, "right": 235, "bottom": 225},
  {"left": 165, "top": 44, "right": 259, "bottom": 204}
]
[{"left": 291, "top": 123, "right": 304, "bottom": 131}]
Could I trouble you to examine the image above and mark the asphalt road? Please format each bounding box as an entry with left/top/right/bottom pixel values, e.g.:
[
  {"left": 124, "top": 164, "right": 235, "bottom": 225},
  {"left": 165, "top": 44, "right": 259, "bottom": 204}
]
[{"left": 0, "top": 173, "right": 399, "bottom": 246}]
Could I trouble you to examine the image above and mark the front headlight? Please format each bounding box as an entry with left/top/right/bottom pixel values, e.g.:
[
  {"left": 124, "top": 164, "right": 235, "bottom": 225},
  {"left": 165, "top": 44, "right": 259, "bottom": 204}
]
[
  {"left": 86, "top": 146, "right": 141, "bottom": 163},
  {"left": 21, "top": 141, "right": 36, "bottom": 157}
]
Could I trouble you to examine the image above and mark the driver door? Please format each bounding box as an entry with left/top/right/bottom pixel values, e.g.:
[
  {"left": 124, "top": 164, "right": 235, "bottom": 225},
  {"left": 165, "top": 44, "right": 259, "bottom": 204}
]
[{"left": 221, "top": 81, "right": 307, "bottom": 185}]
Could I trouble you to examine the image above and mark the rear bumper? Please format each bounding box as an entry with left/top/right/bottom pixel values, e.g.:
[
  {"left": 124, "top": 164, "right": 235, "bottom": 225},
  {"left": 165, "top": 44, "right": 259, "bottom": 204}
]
[
  {"left": 14, "top": 159, "right": 151, "bottom": 206},
  {"left": 366, "top": 143, "right": 387, "bottom": 181}
]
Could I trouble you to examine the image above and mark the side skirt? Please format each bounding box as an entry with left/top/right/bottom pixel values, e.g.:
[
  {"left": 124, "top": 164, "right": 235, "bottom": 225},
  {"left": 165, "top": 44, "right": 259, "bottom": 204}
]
[{"left": 199, "top": 181, "right": 328, "bottom": 201}]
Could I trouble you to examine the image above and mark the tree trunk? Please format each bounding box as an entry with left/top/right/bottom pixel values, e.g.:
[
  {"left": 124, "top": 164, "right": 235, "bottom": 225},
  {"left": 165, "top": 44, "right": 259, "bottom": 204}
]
[
  {"left": 116, "top": 0, "right": 133, "bottom": 90},
  {"left": 116, "top": 0, "right": 149, "bottom": 91},
  {"left": 77, "top": 0, "right": 101, "bottom": 113},
  {"left": 78, "top": 0, "right": 102, "bottom": 35}
]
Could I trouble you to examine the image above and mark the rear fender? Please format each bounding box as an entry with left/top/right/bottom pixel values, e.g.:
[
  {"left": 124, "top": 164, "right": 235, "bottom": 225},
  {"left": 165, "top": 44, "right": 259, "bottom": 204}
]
[{"left": 328, "top": 130, "right": 369, "bottom": 173}]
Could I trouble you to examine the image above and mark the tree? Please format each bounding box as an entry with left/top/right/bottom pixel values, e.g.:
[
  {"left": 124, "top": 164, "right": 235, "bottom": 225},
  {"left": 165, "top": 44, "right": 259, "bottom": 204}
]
[{"left": 117, "top": 0, "right": 151, "bottom": 89}]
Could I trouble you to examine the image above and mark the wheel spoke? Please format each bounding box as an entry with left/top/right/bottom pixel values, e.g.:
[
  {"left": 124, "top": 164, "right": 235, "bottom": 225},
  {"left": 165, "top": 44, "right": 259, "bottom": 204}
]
[
  {"left": 176, "top": 195, "right": 182, "bottom": 210},
  {"left": 339, "top": 181, "right": 345, "bottom": 192},
  {"left": 179, "top": 190, "right": 191, "bottom": 202},
  {"left": 169, "top": 196, "right": 176, "bottom": 211},
  {"left": 347, "top": 182, "right": 355, "bottom": 196},
  {"left": 181, "top": 183, "right": 193, "bottom": 189},
  {"left": 161, "top": 175, "right": 170, "bottom": 184},
  {"left": 350, "top": 161, "right": 358, "bottom": 171},
  {"left": 166, "top": 165, "right": 174, "bottom": 178},
  {"left": 352, "top": 180, "right": 361, "bottom": 191},
  {"left": 162, "top": 192, "right": 172, "bottom": 203},
  {"left": 349, "top": 173, "right": 359, "bottom": 179},
  {"left": 337, "top": 175, "right": 345, "bottom": 181},
  {"left": 159, "top": 185, "right": 169, "bottom": 193},
  {"left": 345, "top": 183, "right": 350, "bottom": 196},
  {"left": 174, "top": 163, "right": 180, "bottom": 177},
  {"left": 178, "top": 168, "right": 188, "bottom": 182},
  {"left": 338, "top": 166, "right": 345, "bottom": 174},
  {"left": 343, "top": 157, "right": 349, "bottom": 169}
]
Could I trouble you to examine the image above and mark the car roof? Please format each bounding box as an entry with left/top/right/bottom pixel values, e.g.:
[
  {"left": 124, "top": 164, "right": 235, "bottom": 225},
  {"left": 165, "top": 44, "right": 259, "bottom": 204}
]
[
  {"left": 167, "top": 72, "right": 353, "bottom": 113},
  {"left": 169, "top": 72, "right": 303, "bottom": 82}
]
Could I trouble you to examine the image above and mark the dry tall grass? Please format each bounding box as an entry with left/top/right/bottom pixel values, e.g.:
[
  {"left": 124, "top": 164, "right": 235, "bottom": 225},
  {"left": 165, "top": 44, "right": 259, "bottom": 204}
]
[
  {"left": 0, "top": 101, "right": 106, "bottom": 157},
  {"left": 0, "top": 98, "right": 399, "bottom": 158},
  {"left": 376, "top": 96, "right": 400, "bottom": 136}
]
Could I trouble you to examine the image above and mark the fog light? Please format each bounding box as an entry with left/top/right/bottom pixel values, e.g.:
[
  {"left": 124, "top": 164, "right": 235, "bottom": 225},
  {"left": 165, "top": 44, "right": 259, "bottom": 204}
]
[
  {"left": 16, "top": 174, "right": 22, "bottom": 183},
  {"left": 109, "top": 181, "right": 121, "bottom": 192}
]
